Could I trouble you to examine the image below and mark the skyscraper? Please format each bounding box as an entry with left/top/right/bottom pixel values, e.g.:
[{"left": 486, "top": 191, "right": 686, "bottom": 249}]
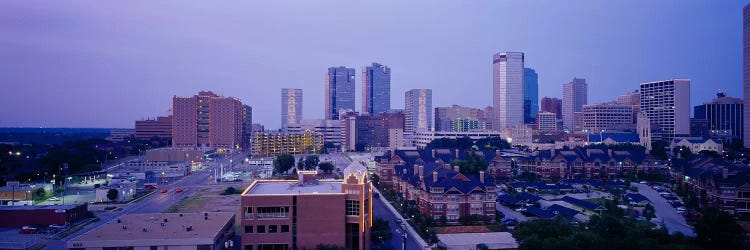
[
  {"left": 563, "top": 78, "right": 588, "bottom": 130},
  {"left": 281, "top": 88, "right": 302, "bottom": 131},
  {"left": 172, "top": 91, "right": 242, "bottom": 149},
  {"left": 744, "top": 4, "right": 750, "bottom": 147},
  {"left": 524, "top": 68, "right": 539, "bottom": 124},
  {"left": 434, "top": 105, "right": 484, "bottom": 131},
  {"left": 362, "top": 63, "right": 391, "bottom": 115},
  {"left": 640, "top": 79, "right": 691, "bottom": 142},
  {"left": 405, "top": 89, "right": 432, "bottom": 134},
  {"left": 242, "top": 105, "right": 253, "bottom": 149},
  {"left": 326, "top": 66, "right": 356, "bottom": 120},
  {"left": 540, "top": 97, "right": 563, "bottom": 119},
  {"left": 493, "top": 52, "right": 525, "bottom": 130},
  {"left": 694, "top": 91, "right": 744, "bottom": 140}
]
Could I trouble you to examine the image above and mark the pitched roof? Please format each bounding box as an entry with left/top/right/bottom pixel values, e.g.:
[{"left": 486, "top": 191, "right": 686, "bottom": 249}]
[
  {"left": 497, "top": 194, "right": 521, "bottom": 205},
  {"left": 561, "top": 196, "right": 605, "bottom": 211},
  {"left": 525, "top": 206, "right": 555, "bottom": 219},
  {"left": 547, "top": 204, "right": 579, "bottom": 217},
  {"left": 625, "top": 193, "right": 650, "bottom": 203},
  {"left": 519, "top": 192, "right": 542, "bottom": 202}
]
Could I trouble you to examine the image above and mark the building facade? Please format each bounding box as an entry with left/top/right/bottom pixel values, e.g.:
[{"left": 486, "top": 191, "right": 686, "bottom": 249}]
[
  {"left": 413, "top": 131, "right": 503, "bottom": 149},
  {"left": 516, "top": 148, "right": 663, "bottom": 180},
  {"left": 493, "top": 52, "right": 525, "bottom": 129},
  {"left": 693, "top": 91, "right": 744, "bottom": 141},
  {"left": 581, "top": 103, "right": 634, "bottom": 133},
  {"left": 242, "top": 105, "right": 253, "bottom": 149},
  {"left": 536, "top": 112, "right": 559, "bottom": 132},
  {"left": 640, "top": 79, "right": 691, "bottom": 142},
  {"left": 172, "top": 91, "right": 243, "bottom": 149},
  {"left": 744, "top": 3, "right": 750, "bottom": 147},
  {"left": 434, "top": 105, "right": 484, "bottom": 132},
  {"left": 362, "top": 63, "right": 391, "bottom": 115},
  {"left": 281, "top": 88, "right": 303, "bottom": 131},
  {"left": 340, "top": 111, "right": 405, "bottom": 151},
  {"left": 251, "top": 131, "right": 323, "bottom": 158},
  {"left": 135, "top": 116, "right": 173, "bottom": 140},
  {"left": 563, "top": 78, "right": 588, "bottom": 131},
  {"left": 286, "top": 119, "right": 342, "bottom": 148},
  {"left": 326, "top": 66, "right": 356, "bottom": 120},
  {"left": 241, "top": 168, "right": 371, "bottom": 250},
  {"left": 405, "top": 89, "right": 433, "bottom": 133},
  {"left": 524, "top": 68, "right": 539, "bottom": 124},
  {"left": 541, "top": 97, "right": 563, "bottom": 120}
]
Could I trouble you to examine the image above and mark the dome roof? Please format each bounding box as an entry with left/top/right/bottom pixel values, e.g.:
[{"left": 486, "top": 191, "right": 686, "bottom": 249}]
[{"left": 343, "top": 161, "right": 368, "bottom": 183}]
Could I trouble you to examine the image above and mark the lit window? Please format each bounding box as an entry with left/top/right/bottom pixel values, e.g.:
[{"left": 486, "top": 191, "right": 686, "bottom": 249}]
[{"left": 346, "top": 200, "right": 360, "bottom": 216}]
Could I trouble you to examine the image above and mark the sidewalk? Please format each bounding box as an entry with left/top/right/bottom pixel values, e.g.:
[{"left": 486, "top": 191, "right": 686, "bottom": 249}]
[{"left": 372, "top": 184, "right": 430, "bottom": 249}]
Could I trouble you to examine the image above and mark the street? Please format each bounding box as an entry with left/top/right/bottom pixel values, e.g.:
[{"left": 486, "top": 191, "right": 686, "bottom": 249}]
[
  {"left": 372, "top": 194, "right": 424, "bottom": 250},
  {"left": 632, "top": 183, "right": 695, "bottom": 237}
]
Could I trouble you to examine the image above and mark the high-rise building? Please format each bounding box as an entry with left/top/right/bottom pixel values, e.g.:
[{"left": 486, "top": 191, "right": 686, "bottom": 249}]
[
  {"left": 404, "top": 89, "right": 432, "bottom": 134},
  {"left": 281, "top": 88, "right": 303, "bottom": 131},
  {"left": 524, "top": 68, "right": 539, "bottom": 124},
  {"left": 536, "top": 112, "right": 559, "bottom": 132},
  {"left": 616, "top": 90, "right": 641, "bottom": 125},
  {"left": 341, "top": 111, "right": 405, "bottom": 151},
  {"left": 286, "top": 119, "right": 342, "bottom": 148},
  {"left": 242, "top": 105, "right": 253, "bottom": 149},
  {"left": 563, "top": 78, "right": 588, "bottom": 130},
  {"left": 135, "top": 116, "right": 172, "bottom": 140},
  {"left": 694, "top": 91, "right": 744, "bottom": 140},
  {"left": 480, "top": 106, "right": 495, "bottom": 130},
  {"left": 582, "top": 103, "right": 634, "bottom": 133},
  {"left": 493, "top": 52, "right": 525, "bottom": 129},
  {"left": 326, "top": 67, "right": 356, "bottom": 120},
  {"left": 640, "top": 79, "right": 691, "bottom": 142},
  {"left": 172, "top": 91, "right": 242, "bottom": 149},
  {"left": 362, "top": 63, "right": 391, "bottom": 115},
  {"left": 241, "top": 168, "right": 371, "bottom": 250},
  {"left": 744, "top": 3, "right": 750, "bottom": 147},
  {"left": 540, "top": 97, "right": 563, "bottom": 119},
  {"left": 434, "top": 105, "right": 484, "bottom": 131}
]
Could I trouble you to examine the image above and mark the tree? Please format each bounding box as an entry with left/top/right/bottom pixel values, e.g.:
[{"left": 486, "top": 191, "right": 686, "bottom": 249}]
[
  {"left": 318, "top": 162, "right": 335, "bottom": 173},
  {"left": 643, "top": 203, "right": 656, "bottom": 221},
  {"left": 450, "top": 152, "right": 488, "bottom": 176},
  {"left": 107, "top": 188, "right": 119, "bottom": 202},
  {"left": 371, "top": 174, "right": 380, "bottom": 188},
  {"left": 371, "top": 218, "right": 393, "bottom": 245},
  {"left": 273, "top": 153, "right": 296, "bottom": 175},
  {"left": 695, "top": 208, "right": 746, "bottom": 250},
  {"left": 519, "top": 171, "right": 537, "bottom": 182},
  {"left": 304, "top": 155, "right": 320, "bottom": 170},
  {"left": 34, "top": 187, "right": 46, "bottom": 198},
  {"left": 649, "top": 141, "right": 669, "bottom": 160},
  {"left": 296, "top": 157, "right": 304, "bottom": 170}
]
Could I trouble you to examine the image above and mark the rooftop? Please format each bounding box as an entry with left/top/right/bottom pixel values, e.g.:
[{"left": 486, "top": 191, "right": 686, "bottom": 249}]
[
  {"left": 245, "top": 180, "right": 343, "bottom": 195},
  {"left": 70, "top": 212, "right": 234, "bottom": 244},
  {"left": 0, "top": 204, "right": 79, "bottom": 211},
  {"left": 437, "top": 232, "right": 518, "bottom": 249}
]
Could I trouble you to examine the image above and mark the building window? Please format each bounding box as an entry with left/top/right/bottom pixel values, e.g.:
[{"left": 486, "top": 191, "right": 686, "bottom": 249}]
[
  {"left": 257, "top": 225, "right": 265, "bottom": 233},
  {"left": 433, "top": 204, "right": 444, "bottom": 212},
  {"left": 281, "top": 225, "right": 289, "bottom": 232},
  {"left": 257, "top": 244, "right": 289, "bottom": 250},
  {"left": 447, "top": 204, "right": 458, "bottom": 214},
  {"left": 269, "top": 225, "right": 278, "bottom": 233},
  {"left": 346, "top": 200, "right": 360, "bottom": 216},
  {"left": 245, "top": 245, "right": 253, "bottom": 250},
  {"left": 244, "top": 225, "right": 253, "bottom": 233},
  {"left": 256, "top": 207, "right": 289, "bottom": 218}
]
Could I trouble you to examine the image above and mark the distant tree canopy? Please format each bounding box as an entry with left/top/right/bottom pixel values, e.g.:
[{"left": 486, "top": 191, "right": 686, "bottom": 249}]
[
  {"left": 450, "top": 151, "right": 488, "bottom": 176},
  {"left": 107, "top": 188, "right": 119, "bottom": 201},
  {"left": 695, "top": 208, "right": 746, "bottom": 250},
  {"left": 370, "top": 218, "right": 393, "bottom": 245},
  {"left": 649, "top": 140, "right": 669, "bottom": 160},
  {"left": 273, "top": 153, "right": 296, "bottom": 175},
  {"left": 303, "top": 155, "right": 320, "bottom": 170},
  {"left": 426, "top": 136, "right": 510, "bottom": 151},
  {"left": 318, "top": 162, "right": 335, "bottom": 173}
]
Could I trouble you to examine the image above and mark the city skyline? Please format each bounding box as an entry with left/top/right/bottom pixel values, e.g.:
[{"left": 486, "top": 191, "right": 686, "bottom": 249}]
[{"left": 0, "top": 2, "right": 745, "bottom": 129}]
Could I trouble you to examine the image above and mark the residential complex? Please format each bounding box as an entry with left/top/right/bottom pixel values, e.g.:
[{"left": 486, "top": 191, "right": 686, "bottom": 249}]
[
  {"left": 134, "top": 116, "right": 173, "bottom": 140},
  {"left": 640, "top": 79, "right": 691, "bottom": 142},
  {"left": 281, "top": 88, "right": 303, "bottom": 131},
  {"left": 326, "top": 66, "right": 356, "bottom": 120},
  {"left": 362, "top": 62, "right": 391, "bottom": 115},
  {"left": 240, "top": 167, "right": 372, "bottom": 250},
  {"left": 524, "top": 68, "right": 539, "bottom": 124},
  {"left": 172, "top": 91, "right": 243, "bottom": 149},
  {"left": 515, "top": 148, "right": 663, "bottom": 180},
  {"left": 413, "top": 130, "right": 502, "bottom": 149},
  {"left": 405, "top": 89, "right": 433, "bottom": 133},
  {"left": 694, "top": 91, "right": 744, "bottom": 141},
  {"left": 250, "top": 130, "right": 323, "bottom": 157},
  {"left": 563, "top": 78, "right": 588, "bottom": 131},
  {"left": 493, "top": 52, "right": 525, "bottom": 129},
  {"left": 673, "top": 157, "right": 750, "bottom": 216}
]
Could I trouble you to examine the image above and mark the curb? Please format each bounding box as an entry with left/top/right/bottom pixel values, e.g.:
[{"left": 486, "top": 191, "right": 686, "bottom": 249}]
[{"left": 372, "top": 184, "right": 430, "bottom": 249}]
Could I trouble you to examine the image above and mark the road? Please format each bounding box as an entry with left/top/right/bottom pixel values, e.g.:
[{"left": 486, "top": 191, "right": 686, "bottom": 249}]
[
  {"left": 495, "top": 202, "right": 532, "bottom": 222},
  {"left": 372, "top": 194, "right": 423, "bottom": 250},
  {"left": 632, "top": 183, "right": 695, "bottom": 237}
]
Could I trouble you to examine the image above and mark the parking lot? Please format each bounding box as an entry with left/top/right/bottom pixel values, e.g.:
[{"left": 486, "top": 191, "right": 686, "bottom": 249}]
[{"left": 632, "top": 183, "right": 695, "bottom": 236}]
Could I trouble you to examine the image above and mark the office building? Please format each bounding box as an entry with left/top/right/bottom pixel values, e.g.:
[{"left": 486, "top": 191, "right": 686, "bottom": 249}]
[
  {"left": 281, "top": 88, "right": 303, "bottom": 131},
  {"left": 493, "top": 52, "right": 525, "bottom": 129},
  {"left": 480, "top": 106, "right": 495, "bottom": 130},
  {"left": 135, "top": 116, "right": 173, "bottom": 140},
  {"left": 251, "top": 131, "right": 323, "bottom": 158},
  {"left": 341, "top": 111, "right": 405, "bottom": 151},
  {"left": 434, "top": 105, "right": 484, "bottom": 131},
  {"left": 405, "top": 89, "right": 433, "bottom": 133},
  {"left": 744, "top": 3, "right": 750, "bottom": 147},
  {"left": 540, "top": 97, "right": 563, "bottom": 119},
  {"left": 242, "top": 105, "right": 253, "bottom": 149},
  {"left": 362, "top": 63, "right": 391, "bottom": 115},
  {"left": 326, "top": 66, "right": 356, "bottom": 120},
  {"left": 691, "top": 118, "right": 711, "bottom": 138},
  {"left": 286, "top": 119, "right": 343, "bottom": 148},
  {"left": 536, "top": 112, "right": 559, "bottom": 132},
  {"left": 241, "top": 166, "right": 371, "bottom": 250},
  {"left": 563, "top": 78, "right": 588, "bottom": 131},
  {"left": 67, "top": 212, "right": 235, "bottom": 250},
  {"left": 640, "top": 79, "right": 691, "bottom": 142},
  {"left": 694, "top": 91, "right": 744, "bottom": 141},
  {"left": 413, "top": 130, "right": 503, "bottom": 149},
  {"left": 524, "top": 68, "right": 539, "bottom": 124},
  {"left": 172, "top": 91, "right": 243, "bottom": 149},
  {"left": 582, "top": 103, "right": 634, "bottom": 133}
]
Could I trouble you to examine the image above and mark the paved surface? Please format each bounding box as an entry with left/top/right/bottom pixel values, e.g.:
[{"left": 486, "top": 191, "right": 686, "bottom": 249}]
[
  {"left": 495, "top": 202, "right": 532, "bottom": 222},
  {"left": 632, "top": 183, "right": 695, "bottom": 237},
  {"left": 372, "top": 194, "right": 423, "bottom": 250}
]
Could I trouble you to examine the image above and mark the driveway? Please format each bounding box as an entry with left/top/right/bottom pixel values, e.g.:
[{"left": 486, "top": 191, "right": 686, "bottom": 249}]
[
  {"left": 632, "top": 183, "right": 695, "bottom": 237},
  {"left": 495, "top": 202, "right": 532, "bottom": 222}
]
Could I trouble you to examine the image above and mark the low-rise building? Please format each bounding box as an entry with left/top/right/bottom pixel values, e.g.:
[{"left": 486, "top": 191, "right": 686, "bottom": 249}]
[
  {"left": 135, "top": 116, "right": 173, "bottom": 140},
  {"left": 516, "top": 147, "right": 663, "bottom": 180},
  {"left": 67, "top": 212, "right": 235, "bottom": 250},
  {"left": 0, "top": 204, "right": 88, "bottom": 228},
  {"left": 670, "top": 137, "right": 723, "bottom": 154},
  {"left": 437, "top": 232, "right": 518, "bottom": 250},
  {"left": 672, "top": 157, "right": 750, "bottom": 216},
  {"left": 145, "top": 148, "right": 204, "bottom": 162},
  {"left": 251, "top": 130, "right": 323, "bottom": 158}
]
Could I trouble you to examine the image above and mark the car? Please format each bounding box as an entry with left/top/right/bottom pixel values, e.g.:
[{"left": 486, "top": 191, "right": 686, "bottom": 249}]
[
  {"left": 19, "top": 226, "right": 37, "bottom": 234},
  {"left": 373, "top": 192, "right": 380, "bottom": 198},
  {"left": 175, "top": 188, "right": 183, "bottom": 193},
  {"left": 639, "top": 181, "right": 648, "bottom": 184},
  {"left": 160, "top": 189, "right": 168, "bottom": 193},
  {"left": 659, "top": 192, "right": 671, "bottom": 197},
  {"left": 49, "top": 224, "right": 66, "bottom": 229},
  {"left": 504, "top": 219, "right": 519, "bottom": 227},
  {"left": 395, "top": 219, "right": 402, "bottom": 225},
  {"left": 47, "top": 197, "right": 60, "bottom": 201},
  {"left": 676, "top": 206, "right": 687, "bottom": 212},
  {"left": 515, "top": 207, "right": 527, "bottom": 212}
]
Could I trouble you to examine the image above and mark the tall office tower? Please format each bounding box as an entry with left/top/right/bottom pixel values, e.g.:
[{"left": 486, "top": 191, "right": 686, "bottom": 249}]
[
  {"left": 540, "top": 97, "right": 563, "bottom": 119},
  {"left": 281, "top": 88, "right": 303, "bottom": 131},
  {"left": 434, "top": 105, "right": 483, "bottom": 131},
  {"left": 694, "top": 91, "right": 744, "bottom": 140},
  {"left": 744, "top": 3, "right": 750, "bottom": 147},
  {"left": 405, "top": 89, "right": 433, "bottom": 134},
  {"left": 524, "top": 68, "right": 539, "bottom": 124},
  {"left": 362, "top": 63, "right": 391, "bottom": 115},
  {"left": 326, "top": 66, "right": 356, "bottom": 120},
  {"left": 172, "top": 91, "right": 243, "bottom": 149},
  {"left": 492, "top": 52, "right": 525, "bottom": 130},
  {"left": 242, "top": 105, "right": 253, "bottom": 149},
  {"left": 640, "top": 79, "right": 691, "bottom": 142},
  {"left": 563, "top": 78, "right": 588, "bottom": 130}
]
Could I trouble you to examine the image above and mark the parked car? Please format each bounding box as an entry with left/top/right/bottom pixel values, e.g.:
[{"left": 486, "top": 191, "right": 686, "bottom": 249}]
[
  {"left": 175, "top": 188, "right": 183, "bottom": 193},
  {"left": 659, "top": 192, "right": 671, "bottom": 197},
  {"left": 47, "top": 197, "right": 60, "bottom": 201},
  {"left": 504, "top": 219, "right": 519, "bottom": 227},
  {"left": 639, "top": 181, "right": 648, "bottom": 184},
  {"left": 160, "top": 189, "right": 168, "bottom": 193},
  {"left": 19, "top": 226, "right": 37, "bottom": 234}
]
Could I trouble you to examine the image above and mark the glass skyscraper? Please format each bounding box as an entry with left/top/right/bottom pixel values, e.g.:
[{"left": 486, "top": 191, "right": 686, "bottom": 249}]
[
  {"left": 563, "top": 78, "right": 588, "bottom": 130},
  {"left": 524, "top": 68, "right": 539, "bottom": 124},
  {"left": 493, "top": 52, "right": 525, "bottom": 130},
  {"left": 405, "top": 89, "right": 433, "bottom": 133},
  {"left": 326, "top": 66, "right": 356, "bottom": 120},
  {"left": 362, "top": 63, "right": 391, "bottom": 116}
]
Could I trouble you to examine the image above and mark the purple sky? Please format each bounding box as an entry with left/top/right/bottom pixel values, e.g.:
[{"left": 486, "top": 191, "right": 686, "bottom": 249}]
[{"left": 0, "top": 1, "right": 745, "bottom": 129}]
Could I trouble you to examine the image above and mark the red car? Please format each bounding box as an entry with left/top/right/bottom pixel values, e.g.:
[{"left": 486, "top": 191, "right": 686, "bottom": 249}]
[
  {"left": 175, "top": 188, "right": 183, "bottom": 193},
  {"left": 160, "top": 189, "right": 168, "bottom": 193},
  {"left": 20, "top": 226, "right": 37, "bottom": 234}
]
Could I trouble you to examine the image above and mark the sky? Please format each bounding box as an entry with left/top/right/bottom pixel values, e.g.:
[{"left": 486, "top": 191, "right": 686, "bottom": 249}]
[{"left": 0, "top": 1, "right": 746, "bottom": 129}]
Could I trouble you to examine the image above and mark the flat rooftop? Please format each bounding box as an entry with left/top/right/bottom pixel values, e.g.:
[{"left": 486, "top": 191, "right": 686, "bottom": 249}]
[
  {"left": 245, "top": 181, "right": 343, "bottom": 195},
  {"left": 437, "top": 232, "right": 519, "bottom": 249},
  {"left": 0, "top": 204, "right": 80, "bottom": 211},
  {"left": 70, "top": 212, "right": 233, "bottom": 243}
]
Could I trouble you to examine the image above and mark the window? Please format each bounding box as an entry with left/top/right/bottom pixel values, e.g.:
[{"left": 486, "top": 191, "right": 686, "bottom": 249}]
[
  {"left": 256, "top": 207, "right": 289, "bottom": 218},
  {"left": 244, "top": 225, "right": 253, "bottom": 233},
  {"left": 151, "top": 247, "right": 158, "bottom": 250},
  {"left": 245, "top": 245, "right": 253, "bottom": 250},
  {"left": 447, "top": 204, "right": 458, "bottom": 214},
  {"left": 268, "top": 225, "right": 278, "bottom": 233},
  {"left": 433, "top": 204, "right": 444, "bottom": 212},
  {"left": 346, "top": 200, "right": 360, "bottom": 216},
  {"left": 257, "top": 225, "right": 265, "bottom": 233},
  {"left": 257, "top": 244, "right": 289, "bottom": 250},
  {"left": 281, "top": 225, "right": 289, "bottom": 232}
]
